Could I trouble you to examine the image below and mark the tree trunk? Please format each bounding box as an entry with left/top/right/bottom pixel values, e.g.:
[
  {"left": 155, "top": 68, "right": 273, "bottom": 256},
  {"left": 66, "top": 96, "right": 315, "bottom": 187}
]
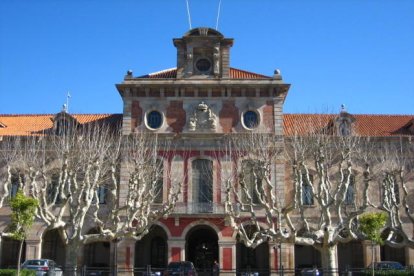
[
  {"left": 17, "top": 239, "right": 24, "bottom": 276},
  {"left": 64, "top": 241, "right": 80, "bottom": 276},
  {"left": 320, "top": 244, "right": 338, "bottom": 276}
]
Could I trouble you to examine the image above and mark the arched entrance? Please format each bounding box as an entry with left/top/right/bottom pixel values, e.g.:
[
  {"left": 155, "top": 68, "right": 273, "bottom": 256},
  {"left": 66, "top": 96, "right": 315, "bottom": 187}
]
[
  {"left": 186, "top": 225, "right": 218, "bottom": 274},
  {"left": 83, "top": 228, "right": 110, "bottom": 268},
  {"left": 380, "top": 229, "right": 406, "bottom": 265},
  {"left": 135, "top": 225, "right": 168, "bottom": 270},
  {"left": 42, "top": 229, "right": 66, "bottom": 267},
  {"left": 0, "top": 237, "right": 26, "bottom": 268},
  {"left": 236, "top": 242, "right": 269, "bottom": 276},
  {"left": 338, "top": 241, "right": 364, "bottom": 271},
  {"left": 294, "top": 245, "right": 321, "bottom": 271}
]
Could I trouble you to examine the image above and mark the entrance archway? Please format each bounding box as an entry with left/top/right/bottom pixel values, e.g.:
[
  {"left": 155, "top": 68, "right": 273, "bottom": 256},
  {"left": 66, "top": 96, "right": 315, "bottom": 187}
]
[
  {"left": 380, "top": 228, "right": 406, "bottom": 265},
  {"left": 338, "top": 241, "right": 364, "bottom": 271},
  {"left": 135, "top": 225, "right": 168, "bottom": 270},
  {"left": 236, "top": 242, "right": 269, "bottom": 275},
  {"left": 42, "top": 229, "right": 66, "bottom": 267},
  {"left": 294, "top": 245, "right": 321, "bottom": 271},
  {"left": 186, "top": 225, "right": 218, "bottom": 274},
  {"left": 83, "top": 228, "right": 110, "bottom": 268},
  {"left": 0, "top": 237, "right": 26, "bottom": 268}
]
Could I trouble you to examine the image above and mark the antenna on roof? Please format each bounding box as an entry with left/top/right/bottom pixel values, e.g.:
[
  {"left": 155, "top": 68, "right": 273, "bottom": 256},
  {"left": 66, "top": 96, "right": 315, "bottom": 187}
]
[
  {"left": 65, "top": 91, "right": 71, "bottom": 113},
  {"left": 185, "top": 0, "right": 192, "bottom": 29},
  {"left": 215, "top": 0, "right": 222, "bottom": 30}
]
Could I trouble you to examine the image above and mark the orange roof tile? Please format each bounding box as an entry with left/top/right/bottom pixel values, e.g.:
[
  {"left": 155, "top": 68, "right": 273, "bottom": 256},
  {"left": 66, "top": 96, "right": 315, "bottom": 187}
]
[
  {"left": 1, "top": 113, "right": 412, "bottom": 137},
  {"left": 0, "top": 114, "right": 122, "bottom": 136},
  {"left": 137, "top": 67, "right": 271, "bottom": 79},
  {"left": 283, "top": 114, "right": 414, "bottom": 136}
]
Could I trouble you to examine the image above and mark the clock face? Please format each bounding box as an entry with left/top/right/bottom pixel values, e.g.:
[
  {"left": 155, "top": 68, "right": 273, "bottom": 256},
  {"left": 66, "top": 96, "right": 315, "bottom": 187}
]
[{"left": 195, "top": 58, "right": 212, "bottom": 73}]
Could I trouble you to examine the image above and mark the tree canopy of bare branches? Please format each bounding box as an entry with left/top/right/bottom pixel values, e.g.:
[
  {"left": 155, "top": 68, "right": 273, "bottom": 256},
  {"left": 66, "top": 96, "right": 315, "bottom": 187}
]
[
  {"left": 0, "top": 126, "right": 182, "bottom": 273},
  {"left": 224, "top": 125, "right": 375, "bottom": 273}
]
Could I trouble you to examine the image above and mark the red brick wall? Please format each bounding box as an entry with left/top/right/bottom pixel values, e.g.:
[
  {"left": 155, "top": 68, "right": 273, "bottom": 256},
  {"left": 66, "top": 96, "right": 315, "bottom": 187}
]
[
  {"left": 131, "top": 101, "right": 142, "bottom": 131},
  {"left": 222, "top": 248, "right": 233, "bottom": 270},
  {"left": 166, "top": 101, "right": 186, "bottom": 133},
  {"left": 171, "top": 247, "right": 181, "bottom": 262},
  {"left": 219, "top": 100, "right": 239, "bottom": 133},
  {"left": 263, "top": 100, "right": 274, "bottom": 131}
]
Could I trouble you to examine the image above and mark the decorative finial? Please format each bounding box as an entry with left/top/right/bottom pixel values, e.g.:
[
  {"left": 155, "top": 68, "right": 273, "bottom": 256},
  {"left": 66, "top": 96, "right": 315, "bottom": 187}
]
[
  {"left": 273, "top": 69, "right": 282, "bottom": 80},
  {"left": 340, "top": 104, "right": 347, "bottom": 113},
  {"left": 62, "top": 104, "right": 68, "bottom": 113}
]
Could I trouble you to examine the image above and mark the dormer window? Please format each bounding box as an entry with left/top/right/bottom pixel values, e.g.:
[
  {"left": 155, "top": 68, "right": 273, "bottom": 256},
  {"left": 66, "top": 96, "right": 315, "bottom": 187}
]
[
  {"left": 173, "top": 27, "right": 233, "bottom": 79},
  {"left": 53, "top": 111, "right": 78, "bottom": 136},
  {"left": 335, "top": 105, "right": 355, "bottom": 136},
  {"left": 55, "top": 120, "right": 70, "bottom": 136}
]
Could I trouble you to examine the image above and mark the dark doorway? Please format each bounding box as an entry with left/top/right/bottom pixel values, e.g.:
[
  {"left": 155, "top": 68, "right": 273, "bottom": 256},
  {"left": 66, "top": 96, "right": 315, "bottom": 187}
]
[
  {"left": 295, "top": 245, "right": 321, "bottom": 271},
  {"left": 83, "top": 228, "right": 110, "bottom": 268},
  {"left": 42, "top": 229, "right": 66, "bottom": 267},
  {"left": 380, "top": 229, "right": 406, "bottom": 265},
  {"left": 135, "top": 225, "right": 168, "bottom": 270},
  {"left": 338, "top": 241, "right": 364, "bottom": 271},
  {"left": 237, "top": 242, "right": 269, "bottom": 276},
  {"left": 0, "top": 237, "right": 26, "bottom": 268},
  {"left": 186, "top": 226, "right": 218, "bottom": 274}
]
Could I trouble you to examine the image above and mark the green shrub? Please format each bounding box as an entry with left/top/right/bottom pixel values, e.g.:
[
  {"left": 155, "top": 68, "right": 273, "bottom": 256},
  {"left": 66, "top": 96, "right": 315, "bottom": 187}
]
[{"left": 0, "top": 269, "right": 36, "bottom": 276}]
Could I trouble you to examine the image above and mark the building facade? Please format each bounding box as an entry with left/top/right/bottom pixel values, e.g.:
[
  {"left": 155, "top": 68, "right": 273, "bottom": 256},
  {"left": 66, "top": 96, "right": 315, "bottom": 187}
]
[{"left": 1, "top": 28, "right": 414, "bottom": 274}]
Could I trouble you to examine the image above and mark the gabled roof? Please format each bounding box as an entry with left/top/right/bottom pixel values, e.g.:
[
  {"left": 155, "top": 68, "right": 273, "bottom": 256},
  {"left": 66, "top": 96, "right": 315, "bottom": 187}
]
[
  {"left": 0, "top": 114, "right": 122, "bottom": 136},
  {"left": 283, "top": 114, "right": 414, "bottom": 136},
  {"left": 137, "top": 67, "right": 271, "bottom": 79}
]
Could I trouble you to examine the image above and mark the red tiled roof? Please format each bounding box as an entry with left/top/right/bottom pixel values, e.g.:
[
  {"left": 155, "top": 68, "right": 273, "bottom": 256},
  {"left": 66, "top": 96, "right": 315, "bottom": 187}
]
[
  {"left": 283, "top": 114, "right": 414, "bottom": 136},
  {"left": 1, "top": 113, "right": 412, "bottom": 137},
  {"left": 0, "top": 114, "right": 122, "bottom": 136},
  {"left": 138, "top": 67, "right": 271, "bottom": 79}
]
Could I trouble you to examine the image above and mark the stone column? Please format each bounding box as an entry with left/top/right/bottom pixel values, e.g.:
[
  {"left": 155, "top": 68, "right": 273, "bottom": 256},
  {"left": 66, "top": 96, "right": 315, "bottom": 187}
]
[
  {"left": 362, "top": 241, "right": 380, "bottom": 267},
  {"left": 25, "top": 239, "right": 42, "bottom": 260},
  {"left": 270, "top": 241, "right": 295, "bottom": 275},
  {"left": 219, "top": 240, "right": 236, "bottom": 275},
  {"left": 406, "top": 247, "right": 414, "bottom": 266},
  {"left": 116, "top": 238, "right": 135, "bottom": 276}
]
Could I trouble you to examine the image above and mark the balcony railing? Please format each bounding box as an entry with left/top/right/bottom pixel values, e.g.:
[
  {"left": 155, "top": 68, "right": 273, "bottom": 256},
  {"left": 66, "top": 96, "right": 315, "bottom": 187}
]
[{"left": 172, "top": 202, "right": 226, "bottom": 214}]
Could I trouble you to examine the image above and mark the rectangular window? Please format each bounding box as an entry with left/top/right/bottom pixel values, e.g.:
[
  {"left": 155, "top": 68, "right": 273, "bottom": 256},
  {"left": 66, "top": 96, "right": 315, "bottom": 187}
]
[{"left": 192, "top": 159, "right": 213, "bottom": 213}]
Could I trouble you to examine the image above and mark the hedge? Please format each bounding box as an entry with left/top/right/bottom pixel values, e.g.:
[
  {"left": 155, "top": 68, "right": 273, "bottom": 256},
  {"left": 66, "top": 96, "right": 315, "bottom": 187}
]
[{"left": 0, "top": 269, "right": 36, "bottom": 276}]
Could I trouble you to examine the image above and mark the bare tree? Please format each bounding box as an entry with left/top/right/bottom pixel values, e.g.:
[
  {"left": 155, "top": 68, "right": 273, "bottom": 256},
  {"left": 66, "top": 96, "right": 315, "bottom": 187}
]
[
  {"left": 0, "top": 126, "right": 181, "bottom": 275},
  {"left": 368, "top": 138, "right": 414, "bottom": 249},
  {"left": 224, "top": 125, "right": 372, "bottom": 274}
]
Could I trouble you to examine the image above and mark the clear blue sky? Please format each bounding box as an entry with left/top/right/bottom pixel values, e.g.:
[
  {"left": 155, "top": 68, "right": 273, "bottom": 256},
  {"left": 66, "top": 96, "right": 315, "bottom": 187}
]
[{"left": 1, "top": 0, "right": 413, "bottom": 115}]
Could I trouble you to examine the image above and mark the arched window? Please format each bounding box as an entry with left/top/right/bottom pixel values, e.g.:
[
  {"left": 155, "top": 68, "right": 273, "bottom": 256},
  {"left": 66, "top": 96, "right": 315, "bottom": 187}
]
[
  {"left": 345, "top": 174, "right": 355, "bottom": 205},
  {"left": 302, "top": 174, "right": 314, "bottom": 206},
  {"left": 241, "top": 160, "right": 263, "bottom": 204},
  {"left": 47, "top": 173, "right": 62, "bottom": 204},
  {"left": 152, "top": 159, "right": 163, "bottom": 204},
  {"left": 192, "top": 159, "right": 213, "bottom": 213},
  {"left": 10, "top": 172, "right": 24, "bottom": 198}
]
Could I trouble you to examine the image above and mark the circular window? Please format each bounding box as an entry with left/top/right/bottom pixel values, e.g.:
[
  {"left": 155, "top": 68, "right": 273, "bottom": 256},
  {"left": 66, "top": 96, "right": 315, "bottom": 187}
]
[
  {"left": 195, "top": 58, "right": 211, "bottom": 73},
  {"left": 243, "top": 111, "right": 259, "bottom": 129},
  {"left": 146, "top": 111, "right": 163, "bottom": 129}
]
